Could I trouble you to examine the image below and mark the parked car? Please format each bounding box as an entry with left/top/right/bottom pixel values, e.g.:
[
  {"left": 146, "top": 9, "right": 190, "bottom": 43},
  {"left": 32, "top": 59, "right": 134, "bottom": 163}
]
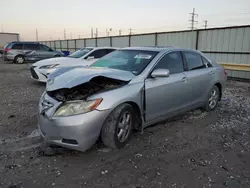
[
  {"left": 30, "top": 47, "right": 117, "bottom": 82},
  {"left": 38, "top": 47, "right": 227, "bottom": 152},
  {"left": 2, "top": 41, "right": 64, "bottom": 64}
]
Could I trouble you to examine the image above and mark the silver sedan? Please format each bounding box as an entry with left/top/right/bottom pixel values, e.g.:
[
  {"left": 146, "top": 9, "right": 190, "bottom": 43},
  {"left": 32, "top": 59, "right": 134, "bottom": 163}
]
[{"left": 38, "top": 47, "right": 227, "bottom": 152}]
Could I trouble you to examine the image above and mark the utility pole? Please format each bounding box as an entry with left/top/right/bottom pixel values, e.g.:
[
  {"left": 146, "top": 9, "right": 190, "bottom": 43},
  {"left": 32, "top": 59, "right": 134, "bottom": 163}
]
[
  {"left": 95, "top": 28, "right": 98, "bottom": 38},
  {"left": 129, "top": 28, "right": 132, "bottom": 35},
  {"left": 91, "top": 28, "right": 93, "bottom": 38},
  {"left": 64, "top": 29, "right": 66, "bottom": 39},
  {"left": 36, "top": 29, "right": 38, "bottom": 41},
  {"left": 189, "top": 8, "right": 198, "bottom": 31},
  {"left": 106, "top": 28, "right": 109, "bottom": 37},
  {"left": 106, "top": 28, "right": 112, "bottom": 37},
  {"left": 203, "top": 20, "right": 208, "bottom": 29},
  {"left": 78, "top": 35, "right": 80, "bottom": 39},
  {"left": 119, "top": 30, "right": 122, "bottom": 36}
]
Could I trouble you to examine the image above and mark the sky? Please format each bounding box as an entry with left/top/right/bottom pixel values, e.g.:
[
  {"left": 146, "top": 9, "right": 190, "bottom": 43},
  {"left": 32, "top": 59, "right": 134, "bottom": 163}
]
[{"left": 0, "top": 0, "right": 250, "bottom": 41}]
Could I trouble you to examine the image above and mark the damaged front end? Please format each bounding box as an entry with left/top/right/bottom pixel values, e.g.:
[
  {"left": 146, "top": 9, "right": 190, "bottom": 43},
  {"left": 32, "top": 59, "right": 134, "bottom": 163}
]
[
  {"left": 42, "top": 67, "right": 135, "bottom": 117},
  {"left": 47, "top": 76, "right": 128, "bottom": 102}
]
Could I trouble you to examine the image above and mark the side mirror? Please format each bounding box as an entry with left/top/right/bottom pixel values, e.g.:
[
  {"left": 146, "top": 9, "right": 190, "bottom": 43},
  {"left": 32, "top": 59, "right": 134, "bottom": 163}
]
[
  {"left": 87, "top": 56, "right": 95, "bottom": 60},
  {"left": 49, "top": 48, "right": 54, "bottom": 52},
  {"left": 151, "top": 69, "right": 170, "bottom": 78}
]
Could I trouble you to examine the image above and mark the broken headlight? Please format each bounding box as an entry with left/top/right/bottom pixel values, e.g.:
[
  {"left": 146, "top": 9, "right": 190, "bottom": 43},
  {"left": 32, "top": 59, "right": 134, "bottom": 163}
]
[
  {"left": 39, "top": 64, "right": 59, "bottom": 69},
  {"left": 53, "top": 98, "right": 102, "bottom": 117}
]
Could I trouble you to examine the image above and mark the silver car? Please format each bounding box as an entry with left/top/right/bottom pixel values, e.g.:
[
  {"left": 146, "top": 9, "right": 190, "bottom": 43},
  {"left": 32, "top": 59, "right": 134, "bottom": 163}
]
[
  {"left": 38, "top": 47, "right": 227, "bottom": 152},
  {"left": 3, "top": 42, "right": 64, "bottom": 64}
]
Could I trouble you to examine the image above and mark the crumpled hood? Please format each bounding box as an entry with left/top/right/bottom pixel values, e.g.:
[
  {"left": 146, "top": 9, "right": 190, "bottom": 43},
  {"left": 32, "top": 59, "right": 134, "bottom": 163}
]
[
  {"left": 46, "top": 67, "right": 135, "bottom": 91},
  {"left": 32, "top": 57, "right": 83, "bottom": 67}
]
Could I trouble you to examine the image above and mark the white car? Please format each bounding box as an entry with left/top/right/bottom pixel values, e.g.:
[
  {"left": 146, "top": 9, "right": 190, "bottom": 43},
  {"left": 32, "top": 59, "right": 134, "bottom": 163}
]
[{"left": 30, "top": 47, "right": 117, "bottom": 82}]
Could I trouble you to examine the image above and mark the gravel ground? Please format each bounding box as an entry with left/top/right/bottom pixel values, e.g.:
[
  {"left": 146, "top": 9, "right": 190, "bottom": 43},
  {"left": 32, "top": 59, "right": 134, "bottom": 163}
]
[{"left": 0, "top": 59, "right": 250, "bottom": 188}]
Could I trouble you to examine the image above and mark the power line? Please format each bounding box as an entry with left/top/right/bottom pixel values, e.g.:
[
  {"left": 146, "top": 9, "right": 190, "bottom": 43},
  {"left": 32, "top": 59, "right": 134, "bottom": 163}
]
[{"left": 189, "top": 8, "right": 198, "bottom": 31}]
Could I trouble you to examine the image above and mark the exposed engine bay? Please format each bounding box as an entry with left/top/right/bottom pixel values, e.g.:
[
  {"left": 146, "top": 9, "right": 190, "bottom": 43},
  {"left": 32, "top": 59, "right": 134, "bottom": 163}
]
[{"left": 47, "top": 76, "right": 128, "bottom": 102}]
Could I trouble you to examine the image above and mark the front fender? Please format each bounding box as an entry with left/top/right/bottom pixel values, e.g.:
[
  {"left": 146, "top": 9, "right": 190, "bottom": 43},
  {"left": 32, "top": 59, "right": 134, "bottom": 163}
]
[{"left": 89, "top": 82, "right": 144, "bottom": 113}]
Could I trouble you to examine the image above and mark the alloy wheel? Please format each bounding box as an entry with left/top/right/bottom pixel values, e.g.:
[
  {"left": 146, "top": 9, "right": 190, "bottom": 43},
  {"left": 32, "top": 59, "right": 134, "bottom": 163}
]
[
  {"left": 117, "top": 111, "right": 132, "bottom": 143},
  {"left": 208, "top": 89, "right": 219, "bottom": 109}
]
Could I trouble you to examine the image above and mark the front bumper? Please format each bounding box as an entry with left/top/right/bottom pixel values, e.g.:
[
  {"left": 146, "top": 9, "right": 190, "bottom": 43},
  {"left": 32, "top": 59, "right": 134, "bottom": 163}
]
[
  {"left": 30, "top": 66, "right": 56, "bottom": 83},
  {"left": 38, "top": 94, "right": 111, "bottom": 151}
]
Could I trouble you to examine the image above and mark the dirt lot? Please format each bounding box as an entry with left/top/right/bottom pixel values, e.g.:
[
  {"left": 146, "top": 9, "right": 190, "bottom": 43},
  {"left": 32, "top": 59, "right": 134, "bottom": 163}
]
[{"left": 0, "top": 59, "right": 250, "bottom": 188}]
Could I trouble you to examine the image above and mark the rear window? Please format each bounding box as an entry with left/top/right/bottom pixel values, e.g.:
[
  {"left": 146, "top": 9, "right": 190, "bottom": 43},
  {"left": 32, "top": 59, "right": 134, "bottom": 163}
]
[
  {"left": 11, "top": 43, "right": 23, "bottom": 50},
  {"left": 183, "top": 52, "right": 206, "bottom": 71},
  {"left": 4, "top": 43, "right": 13, "bottom": 49}
]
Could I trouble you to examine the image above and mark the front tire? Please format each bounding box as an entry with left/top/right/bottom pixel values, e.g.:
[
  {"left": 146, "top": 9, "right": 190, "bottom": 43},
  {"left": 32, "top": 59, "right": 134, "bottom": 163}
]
[
  {"left": 14, "top": 55, "right": 25, "bottom": 64},
  {"left": 101, "top": 104, "right": 135, "bottom": 149},
  {"left": 204, "top": 85, "right": 220, "bottom": 111}
]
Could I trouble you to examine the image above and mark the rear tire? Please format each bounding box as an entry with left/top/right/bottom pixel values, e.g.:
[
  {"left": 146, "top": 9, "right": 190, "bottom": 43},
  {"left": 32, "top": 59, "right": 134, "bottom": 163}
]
[
  {"left": 101, "top": 104, "right": 135, "bottom": 149},
  {"left": 54, "top": 55, "right": 61, "bottom": 57},
  {"left": 14, "top": 55, "right": 25, "bottom": 64},
  {"left": 203, "top": 85, "right": 220, "bottom": 111}
]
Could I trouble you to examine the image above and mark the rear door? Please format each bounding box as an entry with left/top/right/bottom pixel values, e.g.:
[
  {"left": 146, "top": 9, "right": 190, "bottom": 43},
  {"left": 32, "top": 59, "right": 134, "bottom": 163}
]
[
  {"left": 145, "top": 51, "right": 189, "bottom": 122},
  {"left": 182, "top": 51, "right": 214, "bottom": 107}
]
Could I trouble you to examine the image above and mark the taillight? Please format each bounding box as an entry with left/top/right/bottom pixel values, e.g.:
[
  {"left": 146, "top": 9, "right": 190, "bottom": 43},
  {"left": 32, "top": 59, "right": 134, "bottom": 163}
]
[{"left": 4, "top": 48, "right": 10, "bottom": 53}]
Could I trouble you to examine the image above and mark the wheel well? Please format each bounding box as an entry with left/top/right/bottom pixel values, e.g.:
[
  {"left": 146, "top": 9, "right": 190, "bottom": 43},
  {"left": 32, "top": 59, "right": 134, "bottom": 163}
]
[
  {"left": 15, "top": 54, "right": 24, "bottom": 58},
  {"left": 54, "top": 54, "right": 61, "bottom": 57},
  {"left": 215, "top": 82, "right": 222, "bottom": 100},
  {"left": 126, "top": 101, "right": 142, "bottom": 130}
]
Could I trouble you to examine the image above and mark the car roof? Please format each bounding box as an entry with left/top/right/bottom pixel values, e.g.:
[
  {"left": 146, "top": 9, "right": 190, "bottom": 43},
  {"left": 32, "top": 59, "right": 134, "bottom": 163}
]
[
  {"left": 121, "top": 46, "right": 200, "bottom": 53},
  {"left": 10, "top": 41, "right": 40, "bottom": 44},
  {"left": 85, "top": 46, "right": 118, "bottom": 50}
]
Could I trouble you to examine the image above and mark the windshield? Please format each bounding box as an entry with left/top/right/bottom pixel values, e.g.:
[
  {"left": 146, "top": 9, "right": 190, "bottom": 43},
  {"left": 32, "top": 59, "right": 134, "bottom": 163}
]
[
  {"left": 68, "top": 48, "right": 93, "bottom": 58},
  {"left": 90, "top": 50, "right": 158, "bottom": 75}
]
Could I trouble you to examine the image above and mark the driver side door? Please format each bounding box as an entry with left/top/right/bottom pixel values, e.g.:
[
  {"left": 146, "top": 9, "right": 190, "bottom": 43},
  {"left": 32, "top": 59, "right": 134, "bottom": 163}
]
[
  {"left": 145, "top": 51, "right": 189, "bottom": 122},
  {"left": 39, "top": 44, "right": 54, "bottom": 59}
]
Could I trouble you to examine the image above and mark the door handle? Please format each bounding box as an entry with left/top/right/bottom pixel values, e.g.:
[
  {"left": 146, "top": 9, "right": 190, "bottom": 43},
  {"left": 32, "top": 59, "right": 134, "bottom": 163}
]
[
  {"left": 181, "top": 77, "right": 188, "bottom": 82},
  {"left": 209, "top": 71, "right": 214, "bottom": 75}
]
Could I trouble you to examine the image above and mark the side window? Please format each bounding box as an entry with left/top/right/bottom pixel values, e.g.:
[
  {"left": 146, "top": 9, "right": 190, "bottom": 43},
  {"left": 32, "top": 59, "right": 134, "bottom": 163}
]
[
  {"left": 11, "top": 44, "right": 23, "bottom": 50},
  {"left": 202, "top": 56, "right": 213, "bottom": 67},
  {"left": 153, "top": 52, "right": 184, "bottom": 74},
  {"left": 88, "top": 49, "right": 109, "bottom": 59},
  {"left": 24, "top": 43, "right": 39, "bottom": 50},
  {"left": 183, "top": 52, "right": 206, "bottom": 70},
  {"left": 107, "top": 49, "right": 116, "bottom": 53},
  {"left": 40, "top": 45, "right": 51, "bottom": 51}
]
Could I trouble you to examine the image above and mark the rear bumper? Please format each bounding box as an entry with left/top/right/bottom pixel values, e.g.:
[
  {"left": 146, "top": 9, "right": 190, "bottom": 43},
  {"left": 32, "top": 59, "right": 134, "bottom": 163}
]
[{"left": 3, "top": 54, "right": 15, "bottom": 61}]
